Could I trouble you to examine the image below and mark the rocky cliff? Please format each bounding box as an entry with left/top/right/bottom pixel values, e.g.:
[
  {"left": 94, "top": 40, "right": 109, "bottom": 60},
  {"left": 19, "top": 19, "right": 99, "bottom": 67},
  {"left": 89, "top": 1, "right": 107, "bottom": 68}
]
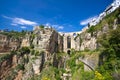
[
  {"left": 0, "top": 27, "right": 64, "bottom": 80},
  {"left": 21, "top": 27, "right": 63, "bottom": 54},
  {"left": 0, "top": 34, "right": 21, "bottom": 52},
  {"left": 76, "top": 8, "right": 120, "bottom": 51}
]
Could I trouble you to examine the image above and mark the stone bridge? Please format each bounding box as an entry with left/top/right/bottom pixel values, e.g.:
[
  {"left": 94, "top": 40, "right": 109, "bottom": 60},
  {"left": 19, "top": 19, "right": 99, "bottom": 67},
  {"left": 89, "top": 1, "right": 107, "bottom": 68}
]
[{"left": 59, "top": 31, "right": 82, "bottom": 53}]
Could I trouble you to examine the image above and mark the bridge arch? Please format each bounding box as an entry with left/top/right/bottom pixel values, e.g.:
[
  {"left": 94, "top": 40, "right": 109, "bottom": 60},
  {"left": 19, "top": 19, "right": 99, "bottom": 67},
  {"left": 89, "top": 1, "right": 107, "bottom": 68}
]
[{"left": 67, "top": 50, "right": 71, "bottom": 55}]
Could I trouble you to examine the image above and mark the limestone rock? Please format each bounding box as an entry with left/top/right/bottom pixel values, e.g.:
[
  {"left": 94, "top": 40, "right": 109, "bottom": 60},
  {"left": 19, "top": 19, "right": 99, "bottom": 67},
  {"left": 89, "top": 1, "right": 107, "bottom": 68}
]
[{"left": 0, "top": 34, "right": 20, "bottom": 52}]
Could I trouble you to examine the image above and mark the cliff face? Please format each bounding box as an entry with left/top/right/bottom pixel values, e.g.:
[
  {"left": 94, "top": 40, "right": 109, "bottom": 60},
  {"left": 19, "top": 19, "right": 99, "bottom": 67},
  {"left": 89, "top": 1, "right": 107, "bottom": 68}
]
[
  {"left": 0, "top": 52, "right": 29, "bottom": 80},
  {"left": 0, "top": 34, "right": 21, "bottom": 52},
  {"left": 21, "top": 27, "right": 64, "bottom": 79},
  {"left": 21, "top": 27, "right": 63, "bottom": 54},
  {"left": 0, "top": 27, "right": 64, "bottom": 80},
  {"left": 77, "top": 12, "right": 120, "bottom": 51}
]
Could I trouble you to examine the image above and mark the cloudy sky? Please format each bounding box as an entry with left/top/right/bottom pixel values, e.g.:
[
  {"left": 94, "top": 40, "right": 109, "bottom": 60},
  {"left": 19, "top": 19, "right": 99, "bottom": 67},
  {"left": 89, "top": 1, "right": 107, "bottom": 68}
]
[{"left": 0, "top": 0, "right": 113, "bottom": 32}]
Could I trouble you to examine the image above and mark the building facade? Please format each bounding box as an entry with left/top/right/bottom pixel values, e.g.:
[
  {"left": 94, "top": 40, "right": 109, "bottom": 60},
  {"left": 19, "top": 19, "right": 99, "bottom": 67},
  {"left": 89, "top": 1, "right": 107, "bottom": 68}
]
[{"left": 89, "top": 0, "right": 120, "bottom": 27}]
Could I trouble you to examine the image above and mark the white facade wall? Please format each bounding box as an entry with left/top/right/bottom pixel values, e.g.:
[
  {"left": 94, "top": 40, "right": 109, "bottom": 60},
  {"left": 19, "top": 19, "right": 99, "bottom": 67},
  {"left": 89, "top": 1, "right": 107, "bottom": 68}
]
[{"left": 89, "top": 0, "right": 120, "bottom": 27}]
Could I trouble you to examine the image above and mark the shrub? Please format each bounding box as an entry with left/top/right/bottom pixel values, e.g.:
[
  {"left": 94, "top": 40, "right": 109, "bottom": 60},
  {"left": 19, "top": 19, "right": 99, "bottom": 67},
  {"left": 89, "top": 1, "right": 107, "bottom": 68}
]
[
  {"left": 16, "top": 64, "right": 25, "bottom": 71},
  {"left": 31, "top": 50, "right": 35, "bottom": 55},
  {"left": 20, "top": 47, "right": 30, "bottom": 55},
  {"left": 30, "top": 44, "right": 34, "bottom": 49},
  {"left": 0, "top": 54, "right": 13, "bottom": 63},
  {"left": 94, "top": 71, "right": 104, "bottom": 80},
  {"left": 84, "top": 48, "right": 90, "bottom": 52},
  {"left": 35, "top": 51, "right": 40, "bottom": 56},
  {"left": 87, "top": 26, "right": 95, "bottom": 33},
  {"left": 72, "top": 70, "right": 94, "bottom": 80},
  {"left": 39, "top": 25, "right": 44, "bottom": 29}
]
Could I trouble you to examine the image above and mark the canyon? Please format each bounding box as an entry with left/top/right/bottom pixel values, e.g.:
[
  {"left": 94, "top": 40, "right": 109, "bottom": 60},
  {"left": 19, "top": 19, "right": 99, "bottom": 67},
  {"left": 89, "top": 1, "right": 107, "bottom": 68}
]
[{"left": 0, "top": 5, "right": 120, "bottom": 80}]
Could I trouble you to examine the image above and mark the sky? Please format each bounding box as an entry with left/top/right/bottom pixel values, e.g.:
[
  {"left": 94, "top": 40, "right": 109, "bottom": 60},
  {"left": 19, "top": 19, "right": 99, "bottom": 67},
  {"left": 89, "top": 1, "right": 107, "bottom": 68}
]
[{"left": 0, "top": 0, "right": 113, "bottom": 32}]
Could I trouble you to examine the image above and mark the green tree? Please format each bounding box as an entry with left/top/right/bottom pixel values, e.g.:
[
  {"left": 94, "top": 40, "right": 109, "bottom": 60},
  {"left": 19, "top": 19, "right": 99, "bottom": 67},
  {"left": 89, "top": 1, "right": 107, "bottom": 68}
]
[
  {"left": 39, "top": 25, "right": 44, "bottom": 29},
  {"left": 98, "top": 27, "right": 120, "bottom": 79}
]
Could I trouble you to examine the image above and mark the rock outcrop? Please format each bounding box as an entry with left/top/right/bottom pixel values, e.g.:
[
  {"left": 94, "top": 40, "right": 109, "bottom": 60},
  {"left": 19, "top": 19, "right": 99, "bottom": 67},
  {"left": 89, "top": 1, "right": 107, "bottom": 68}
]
[
  {"left": 0, "top": 27, "right": 64, "bottom": 80},
  {"left": 0, "top": 34, "right": 21, "bottom": 52},
  {"left": 77, "top": 18, "right": 119, "bottom": 51},
  {"left": 21, "top": 27, "right": 63, "bottom": 54},
  {"left": 79, "top": 53, "right": 99, "bottom": 71}
]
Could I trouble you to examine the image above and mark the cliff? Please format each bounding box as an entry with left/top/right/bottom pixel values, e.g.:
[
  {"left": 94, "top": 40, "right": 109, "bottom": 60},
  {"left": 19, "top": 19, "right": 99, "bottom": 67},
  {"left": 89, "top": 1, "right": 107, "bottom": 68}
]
[
  {"left": 0, "top": 27, "right": 64, "bottom": 80},
  {"left": 0, "top": 34, "right": 21, "bottom": 52},
  {"left": 76, "top": 7, "right": 120, "bottom": 51},
  {"left": 21, "top": 27, "right": 63, "bottom": 54}
]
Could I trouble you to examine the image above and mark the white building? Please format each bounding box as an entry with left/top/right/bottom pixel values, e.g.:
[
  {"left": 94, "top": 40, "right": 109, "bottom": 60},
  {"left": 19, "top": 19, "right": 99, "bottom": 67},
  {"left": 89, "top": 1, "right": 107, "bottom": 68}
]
[
  {"left": 106, "top": 0, "right": 120, "bottom": 14},
  {"left": 89, "top": 0, "right": 120, "bottom": 27},
  {"left": 89, "top": 18, "right": 98, "bottom": 26}
]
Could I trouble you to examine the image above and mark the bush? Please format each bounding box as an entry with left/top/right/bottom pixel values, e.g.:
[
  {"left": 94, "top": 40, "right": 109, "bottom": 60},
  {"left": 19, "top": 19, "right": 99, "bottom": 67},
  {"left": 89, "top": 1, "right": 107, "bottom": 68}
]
[
  {"left": 30, "top": 44, "right": 34, "bottom": 49},
  {"left": 31, "top": 50, "right": 35, "bottom": 55},
  {"left": 20, "top": 47, "right": 30, "bottom": 55},
  {"left": 72, "top": 70, "right": 94, "bottom": 80},
  {"left": 87, "top": 26, "right": 95, "bottom": 33},
  {"left": 16, "top": 64, "right": 25, "bottom": 71},
  {"left": 84, "top": 48, "right": 90, "bottom": 52},
  {"left": 97, "top": 27, "right": 120, "bottom": 79},
  {"left": 35, "top": 51, "right": 40, "bottom": 56},
  {"left": 39, "top": 25, "right": 44, "bottom": 29},
  {"left": 94, "top": 71, "right": 104, "bottom": 80},
  {"left": 0, "top": 51, "right": 16, "bottom": 63}
]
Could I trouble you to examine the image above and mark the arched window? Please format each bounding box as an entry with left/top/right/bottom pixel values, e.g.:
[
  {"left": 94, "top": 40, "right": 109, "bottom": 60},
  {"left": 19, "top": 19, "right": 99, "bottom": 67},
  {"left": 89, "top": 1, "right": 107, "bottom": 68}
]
[
  {"left": 73, "top": 33, "right": 77, "bottom": 37},
  {"left": 67, "top": 36, "right": 71, "bottom": 48}
]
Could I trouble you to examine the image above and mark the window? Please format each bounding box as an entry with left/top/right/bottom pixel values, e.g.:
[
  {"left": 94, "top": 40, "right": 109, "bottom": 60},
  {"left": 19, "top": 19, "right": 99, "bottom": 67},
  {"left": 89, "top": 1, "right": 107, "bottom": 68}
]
[{"left": 67, "top": 36, "right": 71, "bottom": 48}]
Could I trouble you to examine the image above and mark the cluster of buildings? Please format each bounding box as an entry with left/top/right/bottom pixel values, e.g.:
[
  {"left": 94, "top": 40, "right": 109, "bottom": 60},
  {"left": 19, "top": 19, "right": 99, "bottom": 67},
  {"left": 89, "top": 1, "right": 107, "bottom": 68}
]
[{"left": 89, "top": 0, "right": 120, "bottom": 27}]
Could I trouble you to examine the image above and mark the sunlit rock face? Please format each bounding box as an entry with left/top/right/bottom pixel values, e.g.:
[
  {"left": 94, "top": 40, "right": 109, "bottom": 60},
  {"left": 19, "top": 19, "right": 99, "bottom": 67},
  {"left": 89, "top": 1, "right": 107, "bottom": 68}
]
[
  {"left": 21, "top": 26, "right": 63, "bottom": 54},
  {"left": 80, "top": 54, "right": 99, "bottom": 71},
  {"left": 0, "top": 34, "right": 21, "bottom": 53}
]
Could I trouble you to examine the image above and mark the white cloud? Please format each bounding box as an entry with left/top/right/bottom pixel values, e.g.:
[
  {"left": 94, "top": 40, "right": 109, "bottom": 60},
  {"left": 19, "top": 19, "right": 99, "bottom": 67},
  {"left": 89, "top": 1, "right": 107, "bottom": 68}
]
[
  {"left": 21, "top": 26, "right": 27, "bottom": 29},
  {"left": 58, "top": 26, "right": 64, "bottom": 30},
  {"left": 12, "top": 18, "right": 38, "bottom": 26},
  {"left": 11, "top": 23, "right": 18, "bottom": 26},
  {"left": 45, "top": 23, "right": 50, "bottom": 26},
  {"left": 52, "top": 25, "right": 64, "bottom": 30},
  {"left": 80, "top": 16, "right": 98, "bottom": 26},
  {"left": 45, "top": 23, "right": 64, "bottom": 30},
  {"left": 45, "top": 23, "right": 51, "bottom": 28},
  {"left": 2, "top": 15, "right": 12, "bottom": 19},
  {"left": 2, "top": 15, "right": 38, "bottom": 26}
]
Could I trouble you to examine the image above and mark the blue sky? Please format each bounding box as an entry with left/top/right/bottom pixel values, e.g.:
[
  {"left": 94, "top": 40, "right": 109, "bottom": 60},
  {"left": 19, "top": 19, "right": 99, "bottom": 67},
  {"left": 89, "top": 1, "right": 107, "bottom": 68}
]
[{"left": 0, "top": 0, "right": 113, "bottom": 32}]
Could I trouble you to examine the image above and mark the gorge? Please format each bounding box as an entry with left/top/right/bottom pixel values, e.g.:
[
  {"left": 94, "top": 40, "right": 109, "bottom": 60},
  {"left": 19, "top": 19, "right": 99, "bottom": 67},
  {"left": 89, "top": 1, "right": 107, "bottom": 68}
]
[{"left": 0, "top": 1, "right": 120, "bottom": 80}]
